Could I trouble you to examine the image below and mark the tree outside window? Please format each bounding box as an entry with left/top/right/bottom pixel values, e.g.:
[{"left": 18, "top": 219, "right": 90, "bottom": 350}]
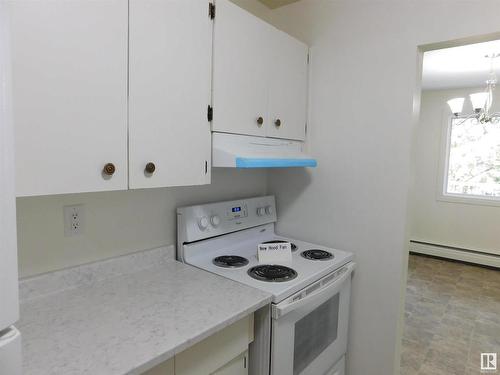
[{"left": 445, "top": 117, "right": 500, "bottom": 198}]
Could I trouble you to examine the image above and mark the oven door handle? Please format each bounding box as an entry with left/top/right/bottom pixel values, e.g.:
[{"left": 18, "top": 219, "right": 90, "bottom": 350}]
[{"left": 273, "top": 262, "right": 356, "bottom": 319}]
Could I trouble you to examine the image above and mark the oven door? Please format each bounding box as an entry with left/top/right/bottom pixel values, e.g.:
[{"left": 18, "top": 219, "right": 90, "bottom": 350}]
[{"left": 270, "top": 262, "right": 355, "bottom": 375}]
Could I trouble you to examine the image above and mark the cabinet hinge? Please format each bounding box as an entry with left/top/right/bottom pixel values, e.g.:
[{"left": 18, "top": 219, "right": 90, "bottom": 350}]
[
  {"left": 205, "top": 160, "right": 208, "bottom": 174},
  {"left": 207, "top": 105, "right": 213, "bottom": 122},
  {"left": 305, "top": 123, "right": 308, "bottom": 134},
  {"left": 307, "top": 52, "right": 310, "bottom": 64},
  {"left": 209, "top": 2, "right": 215, "bottom": 19}
]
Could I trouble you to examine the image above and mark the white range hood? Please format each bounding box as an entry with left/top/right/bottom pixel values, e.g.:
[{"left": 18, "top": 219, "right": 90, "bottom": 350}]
[{"left": 212, "top": 132, "right": 317, "bottom": 168}]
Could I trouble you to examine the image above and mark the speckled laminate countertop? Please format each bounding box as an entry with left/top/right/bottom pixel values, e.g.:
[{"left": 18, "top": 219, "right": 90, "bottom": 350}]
[{"left": 18, "top": 246, "right": 271, "bottom": 375}]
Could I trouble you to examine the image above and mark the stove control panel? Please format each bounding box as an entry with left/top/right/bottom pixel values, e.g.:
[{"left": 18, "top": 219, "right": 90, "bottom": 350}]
[
  {"left": 210, "top": 215, "right": 221, "bottom": 227},
  {"left": 177, "top": 195, "right": 277, "bottom": 244},
  {"left": 257, "top": 205, "right": 274, "bottom": 216},
  {"left": 226, "top": 203, "right": 248, "bottom": 220},
  {"left": 197, "top": 216, "right": 209, "bottom": 230}
]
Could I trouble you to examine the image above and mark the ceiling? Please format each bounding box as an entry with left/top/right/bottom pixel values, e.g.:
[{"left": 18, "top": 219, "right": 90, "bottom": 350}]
[
  {"left": 422, "top": 39, "right": 500, "bottom": 91},
  {"left": 257, "top": 0, "right": 301, "bottom": 9}
]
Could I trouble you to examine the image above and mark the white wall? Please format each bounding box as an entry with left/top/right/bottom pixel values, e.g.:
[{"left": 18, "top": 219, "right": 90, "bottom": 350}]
[
  {"left": 412, "top": 87, "right": 500, "bottom": 255},
  {"left": 17, "top": 169, "right": 267, "bottom": 277},
  {"left": 265, "top": 1, "right": 500, "bottom": 375}
]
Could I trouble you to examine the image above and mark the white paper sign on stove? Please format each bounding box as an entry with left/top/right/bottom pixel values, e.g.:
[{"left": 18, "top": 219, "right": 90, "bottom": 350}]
[{"left": 258, "top": 242, "right": 292, "bottom": 263}]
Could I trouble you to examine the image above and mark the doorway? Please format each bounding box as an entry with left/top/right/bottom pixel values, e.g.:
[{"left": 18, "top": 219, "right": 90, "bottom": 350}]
[{"left": 402, "top": 38, "right": 500, "bottom": 375}]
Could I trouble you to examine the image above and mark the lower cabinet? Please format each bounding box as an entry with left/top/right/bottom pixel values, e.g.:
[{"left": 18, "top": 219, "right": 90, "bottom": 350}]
[
  {"left": 142, "top": 358, "right": 174, "bottom": 375},
  {"left": 212, "top": 351, "right": 248, "bottom": 375},
  {"left": 142, "top": 315, "right": 253, "bottom": 375}
]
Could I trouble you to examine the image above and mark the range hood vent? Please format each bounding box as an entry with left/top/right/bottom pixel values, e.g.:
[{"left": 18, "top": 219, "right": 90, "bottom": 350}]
[{"left": 212, "top": 132, "right": 317, "bottom": 168}]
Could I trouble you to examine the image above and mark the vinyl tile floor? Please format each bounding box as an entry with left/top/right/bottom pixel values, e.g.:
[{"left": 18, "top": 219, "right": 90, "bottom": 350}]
[{"left": 401, "top": 254, "right": 500, "bottom": 375}]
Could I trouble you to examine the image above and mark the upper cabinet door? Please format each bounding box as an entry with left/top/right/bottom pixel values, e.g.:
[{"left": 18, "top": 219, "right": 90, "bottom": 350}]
[
  {"left": 9, "top": 0, "right": 128, "bottom": 196},
  {"left": 267, "top": 30, "right": 308, "bottom": 141},
  {"left": 212, "top": 0, "right": 272, "bottom": 137},
  {"left": 129, "top": 0, "right": 212, "bottom": 189}
]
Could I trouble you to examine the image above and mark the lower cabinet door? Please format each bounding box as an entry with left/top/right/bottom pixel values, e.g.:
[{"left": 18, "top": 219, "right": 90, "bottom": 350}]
[
  {"left": 141, "top": 357, "right": 174, "bottom": 375},
  {"left": 142, "top": 316, "right": 253, "bottom": 375},
  {"left": 175, "top": 315, "right": 253, "bottom": 375},
  {"left": 212, "top": 351, "right": 248, "bottom": 375}
]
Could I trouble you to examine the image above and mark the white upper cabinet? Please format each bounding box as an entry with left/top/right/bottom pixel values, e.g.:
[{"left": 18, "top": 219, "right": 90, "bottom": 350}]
[
  {"left": 9, "top": 0, "right": 128, "bottom": 196},
  {"left": 129, "top": 0, "right": 212, "bottom": 189},
  {"left": 267, "top": 30, "right": 308, "bottom": 141},
  {"left": 212, "top": 0, "right": 272, "bottom": 137},
  {"left": 212, "top": 0, "right": 308, "bottom": 141},
  {"left": 9, "top": 0, "right": 307, "bottom": 197}
]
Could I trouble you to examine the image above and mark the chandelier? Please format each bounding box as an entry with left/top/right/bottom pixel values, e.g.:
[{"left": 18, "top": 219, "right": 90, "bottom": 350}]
[{"left": 447, "top": 53, "right": 500, "bottom": 124}]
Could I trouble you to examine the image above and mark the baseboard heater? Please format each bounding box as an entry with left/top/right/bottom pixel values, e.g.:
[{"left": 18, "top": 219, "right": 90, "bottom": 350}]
[{"left": 409, "top": 240, "right": 500, "bottom": 269}]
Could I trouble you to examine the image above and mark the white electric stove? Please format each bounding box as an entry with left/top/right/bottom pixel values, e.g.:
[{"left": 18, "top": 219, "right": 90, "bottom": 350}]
[{"left": 177, "top": 196, "right": 355, "bottom": 375}]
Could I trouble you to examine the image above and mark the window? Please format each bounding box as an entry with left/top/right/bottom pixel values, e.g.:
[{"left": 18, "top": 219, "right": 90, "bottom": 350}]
[{"left": 442, "top": 117, "right": 500, "bottom": 202}]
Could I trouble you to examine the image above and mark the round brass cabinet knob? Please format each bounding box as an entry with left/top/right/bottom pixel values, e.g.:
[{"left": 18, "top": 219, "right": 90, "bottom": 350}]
[
  {"left": 103, "top": 163, "right": 116, "bottom": 176},
  {"left": 256, "top": 116, "right": 264, "bottom": 126},
  {"left": 145, "top": 162, "right": 156, "bottom": 174},
  {"left": 275, "top": 119, "right": 282, "bottom": 127}
]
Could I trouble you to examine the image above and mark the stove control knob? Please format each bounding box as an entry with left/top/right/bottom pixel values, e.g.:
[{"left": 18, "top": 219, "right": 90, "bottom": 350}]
[
  {"left": 265, "top": 205, "right": 274, "bottom": 215},
  {"left": 198, "top": 216, "right": 209, "bottom": 231},
  {"left": 257, "top": 207, "right": 266, "bottom": 216},
  {"left": 210, "top": 215, "right": 221, "bottom": 227}
]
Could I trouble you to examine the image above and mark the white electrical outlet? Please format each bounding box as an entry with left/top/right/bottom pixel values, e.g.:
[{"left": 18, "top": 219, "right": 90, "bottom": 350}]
[{"left": 64, "top": 205, "right": 85, "bottom": 237}]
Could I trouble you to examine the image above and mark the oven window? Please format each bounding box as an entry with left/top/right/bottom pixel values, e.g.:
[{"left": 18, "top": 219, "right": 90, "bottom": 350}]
[{"left": 293, "top": 294, "right": 339, "bottom": 375}]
